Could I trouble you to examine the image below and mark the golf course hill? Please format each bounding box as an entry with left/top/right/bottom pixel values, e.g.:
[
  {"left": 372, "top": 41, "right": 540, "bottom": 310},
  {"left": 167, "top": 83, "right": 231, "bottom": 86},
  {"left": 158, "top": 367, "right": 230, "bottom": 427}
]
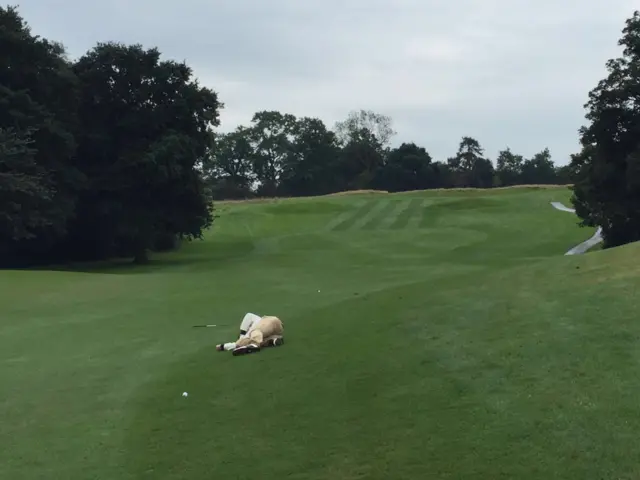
[{"left": 2, "top": 185, "right": 639, "bottom": 479}]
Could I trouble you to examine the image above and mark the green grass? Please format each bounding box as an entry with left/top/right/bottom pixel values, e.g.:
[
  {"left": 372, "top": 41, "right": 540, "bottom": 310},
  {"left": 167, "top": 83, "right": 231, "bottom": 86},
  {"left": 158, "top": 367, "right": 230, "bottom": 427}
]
[{"left": 3, "top": 186, "right": 640, "bottom": 479}]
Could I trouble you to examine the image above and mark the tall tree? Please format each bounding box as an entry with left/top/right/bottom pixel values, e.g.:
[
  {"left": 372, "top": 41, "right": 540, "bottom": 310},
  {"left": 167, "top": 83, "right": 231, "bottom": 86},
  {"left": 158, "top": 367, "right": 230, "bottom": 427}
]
[
  {"left": 495, "top": 148, "right": 524, "bottom": 186},
  {"left": 521, "top": 148, "right": 558, "bottom": 184},
  {"left": 571, "top": 10, "right": 640, "bottom": 248},
  {"left": 0, "top": 6, "right": 82, "bottom": 264},
  {"left": 334, "top": 109, "right": 396, "bottom": 147},
  {"left": 279, "top": 117, "right": 341, "bottom": 196},
  {"left": 447, "top": 136, "right": 494, "bottom": 188},
  {"left": 205, "top": 127, "right": 255, "bottom": 199},
  {"left": 555, "top": 164, "right": 574, "bottom": 185},
  {"left": 0, "top": 127, "right": 56, "bottom": 252},
  {"left": 338, "top": 128, "right": 385, "bottom": 191},
  {"left": 430, "top": 161, "right": 453, "bottom": 188},
  {"left": 246, "top": 110, "right": 297, "bottom": 196},
  {"left": 374, "top": 142, "right": 436, "bottom": 192},
  {"left": 70, "top": 42, "right": 220, "bottom": 263}
]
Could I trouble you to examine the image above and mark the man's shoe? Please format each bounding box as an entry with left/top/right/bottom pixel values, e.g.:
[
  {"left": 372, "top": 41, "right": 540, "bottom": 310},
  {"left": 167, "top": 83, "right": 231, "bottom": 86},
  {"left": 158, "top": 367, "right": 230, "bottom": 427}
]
[
  {"left": 215, "top": 344, "right": 225, "bottom": 352},
  {"left": 263, "top": 337, "right": 284, "bottom": 348},
  {"left": 232, "top": 344, "right": 260, "bottom": 356}
]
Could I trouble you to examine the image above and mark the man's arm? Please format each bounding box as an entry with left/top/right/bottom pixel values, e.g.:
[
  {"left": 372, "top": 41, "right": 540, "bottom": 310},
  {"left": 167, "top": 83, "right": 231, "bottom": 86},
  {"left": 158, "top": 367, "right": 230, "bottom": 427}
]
[{"left": 239, "top": 313, "right": 261, "bottom": 337}]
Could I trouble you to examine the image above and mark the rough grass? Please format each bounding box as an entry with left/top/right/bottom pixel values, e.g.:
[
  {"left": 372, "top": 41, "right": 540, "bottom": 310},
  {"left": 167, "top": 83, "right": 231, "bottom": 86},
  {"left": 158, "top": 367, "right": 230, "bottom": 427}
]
[
  {"left": 2, "top": 186, "right": 639, "bottom": 479},
  {"left": 217, "top": 185, "right": 570, "bottom": 205},
  {"left": 323, "top": 189, "right": 389, "bottom": 196},
  {"left": 216, "top": 189, "right": 388, "bottom": 205},
  {"left": 394, "top": 184, "right": 572, "bottom": 195}
]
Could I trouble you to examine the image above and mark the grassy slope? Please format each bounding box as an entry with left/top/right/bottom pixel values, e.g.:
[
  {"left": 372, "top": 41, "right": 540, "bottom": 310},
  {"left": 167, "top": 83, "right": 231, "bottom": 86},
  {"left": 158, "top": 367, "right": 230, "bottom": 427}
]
[{"left": 2, "top": 187, "right": 640, "bottom": 479}]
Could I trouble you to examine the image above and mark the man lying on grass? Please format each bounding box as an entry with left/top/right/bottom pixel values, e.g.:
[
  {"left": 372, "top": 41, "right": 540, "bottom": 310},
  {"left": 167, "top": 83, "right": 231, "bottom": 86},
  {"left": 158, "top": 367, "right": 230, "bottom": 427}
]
[{"left": 216, "top": 312, "right": 284, "bottom": 356}]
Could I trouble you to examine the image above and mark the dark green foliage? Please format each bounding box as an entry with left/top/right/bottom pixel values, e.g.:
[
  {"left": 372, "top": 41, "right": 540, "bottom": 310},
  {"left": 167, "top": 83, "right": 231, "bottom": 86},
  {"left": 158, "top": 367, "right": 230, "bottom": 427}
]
[
  {"left": 69, "top": 42, "right": 219, "bottom": 262},
  {"left": 279, "top": 117, "right": 341, "bottom": 196},
  {"left": 425, "top": 161, "right": 452, "bottom": 188},
  {"left": 246, "top": 110, "right": 297, "bottom": 196},
  {"left": 205, "top": 118, "right": 568, "bottom": 197},
  {"left": 0, "top": 128, "right": 56, "bottom": 241},
  {"left": 338, "top": 128, "right": 385, "bottom": 191},
  {"left": 496, "top": 147, "right": 564, "bottom": 187},
  {"left": 0, "top": 6, "right": 82, "bottom": 263},
  {"left": 521, "top": 148, "right": 558, "bottom": 184},
  {"left": 373, "top": 142, "right": 438, "bottom": 192},
  {"left": 495, "top": 148, "right": 524, "bottom": 186},
  {"left": 571, "top": 10, "right": 640, "bottom": 248},
  {"left": 0, "top": 7, "right": 220, "bottom": 266},
  {"left": 554, "top": 164, "right": 574, "bottom": 184},
  {"left": 447, "top": 137, "right": 495, "bottom": 188},
  {"left": 205, "top": 128, "right": 255, "bottom": 199}
]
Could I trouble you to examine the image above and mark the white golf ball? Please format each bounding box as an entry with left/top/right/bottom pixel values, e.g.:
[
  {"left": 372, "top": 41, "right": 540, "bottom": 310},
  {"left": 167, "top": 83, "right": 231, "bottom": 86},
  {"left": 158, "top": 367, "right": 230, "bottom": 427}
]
[{"left": 182, "top": 392, "right": 188, "bottom": 397}]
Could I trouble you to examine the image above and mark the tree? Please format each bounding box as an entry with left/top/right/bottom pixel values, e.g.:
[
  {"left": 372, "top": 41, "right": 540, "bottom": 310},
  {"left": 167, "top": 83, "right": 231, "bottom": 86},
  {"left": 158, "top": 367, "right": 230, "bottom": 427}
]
[
  {"left": 373, "top": 142, "right": 437, "bottom": 192},
  {"left": 205, "top": 127, "right": 255, "bottom": 199},
  {"left": 447, "top": 136, "right": 494, "bottom": 188},
  {"left": 430, "top": 161, "right": 453, "bottom": 188},
  {"left": 570, "top": 10, "right": 640, "bottom": 248},
  {"left": 555, "top": 163, "right": 574, "bottom": 184},
  {"left": 470, "top": 157, "right": 496, "bottom": 188},
  {"left": 0, "top": 128, "right": 57, "bottom": 255},
  {"left": 0, "top": 6, "right": 83, "bottom": 265},
  {"left": 565, "top": 148, "right": 594, "bottom": 186},
  {"left": 70, "top": 42, "right": 220, "bottom": 263},
  {"left": 521, "top": 148, "right": 558, "bottom": 184},
  {"left": 246, "top": 111, "right": 297, "bottom": 196},
  {"left": 495, "top": 148, "right": 524, "bottom": 186},
  {"left": 338, "top": 128, "right": 385, "bottom": 191},
  {"left": 279, "top": 117, "right": 341, "bottom": 196},
  {"left": 334, "top": 109, "right": 396, "bottom": 147}
]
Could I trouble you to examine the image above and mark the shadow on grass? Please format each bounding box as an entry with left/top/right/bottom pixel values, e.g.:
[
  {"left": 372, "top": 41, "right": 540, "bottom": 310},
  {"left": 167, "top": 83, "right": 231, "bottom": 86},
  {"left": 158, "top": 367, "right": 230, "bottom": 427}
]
[{"left": 28, "top": 237, "right": 257, "bottom": 275}]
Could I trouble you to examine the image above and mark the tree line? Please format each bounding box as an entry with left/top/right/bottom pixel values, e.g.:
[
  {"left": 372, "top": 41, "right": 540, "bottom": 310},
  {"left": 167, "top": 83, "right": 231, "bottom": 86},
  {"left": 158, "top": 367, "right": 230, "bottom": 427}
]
[
  {"left": 204, "top": 110, "right": 571, "bottom": 200},
  {"left": 2, "top": 4, "right": 640, "bottom": 266},
  {"left": 1, "top": 5, "right": 219, "bottom": 266}
]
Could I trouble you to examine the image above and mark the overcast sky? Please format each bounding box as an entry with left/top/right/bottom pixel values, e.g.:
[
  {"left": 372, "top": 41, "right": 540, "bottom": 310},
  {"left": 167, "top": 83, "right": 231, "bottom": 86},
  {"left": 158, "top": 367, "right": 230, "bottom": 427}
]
[{"left": 14, "top": 0, "right": 638, "bottom": 164}]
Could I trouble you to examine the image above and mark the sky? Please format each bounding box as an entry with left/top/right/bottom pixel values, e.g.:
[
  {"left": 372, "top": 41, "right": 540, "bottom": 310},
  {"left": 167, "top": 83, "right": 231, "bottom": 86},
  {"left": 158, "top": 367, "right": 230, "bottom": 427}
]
[{"left": 13, "top": 0, "right": 638, "bottom": 165}]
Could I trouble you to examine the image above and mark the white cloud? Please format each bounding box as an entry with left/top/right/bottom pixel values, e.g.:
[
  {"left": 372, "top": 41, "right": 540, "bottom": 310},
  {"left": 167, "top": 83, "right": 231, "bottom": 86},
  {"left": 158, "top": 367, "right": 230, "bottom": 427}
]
[{"left": 12, "top": 0, "right": 640, "bottom": 163}]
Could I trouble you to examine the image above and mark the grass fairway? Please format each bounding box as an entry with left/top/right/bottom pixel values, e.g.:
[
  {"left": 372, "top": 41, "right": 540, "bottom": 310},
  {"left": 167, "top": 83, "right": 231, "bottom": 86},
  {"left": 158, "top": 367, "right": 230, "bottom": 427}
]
[{"left": 3, "top": 186, "right": 640, "bottom": 479}]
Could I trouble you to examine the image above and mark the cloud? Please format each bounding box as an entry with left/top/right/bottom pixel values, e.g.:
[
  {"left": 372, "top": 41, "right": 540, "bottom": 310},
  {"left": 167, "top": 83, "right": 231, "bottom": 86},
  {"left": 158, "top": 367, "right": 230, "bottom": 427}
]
[{"left": 13, "top": 0, "right": 639, "bottom": 163}]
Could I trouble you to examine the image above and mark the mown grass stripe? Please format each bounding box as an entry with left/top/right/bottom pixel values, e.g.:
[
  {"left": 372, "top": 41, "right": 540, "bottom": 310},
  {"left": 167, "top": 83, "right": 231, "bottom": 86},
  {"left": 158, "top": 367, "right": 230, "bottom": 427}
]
[
  {"left": 388, "top": 198, "right": 424, "bottom": 229},
  {"left": 407, "top": 198, "right": 430, "bottom": 229},
  {"left": 330, "top": 200, "right": 379, "bottom": 231},
  {"left": 350, "top": 200, "right": 392, "bottom": 230},
  {"left": 324, "top": 200, "right": 367, "bottom": 231},
  {"left": 378, "top": 200, "right": 413, "bottom": 229},
  {"left": 360, "top": 200, "right": 399, "bottom": 230},
  {"left": 420, "top": 200, "right": 442, "bottom": 229}
]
